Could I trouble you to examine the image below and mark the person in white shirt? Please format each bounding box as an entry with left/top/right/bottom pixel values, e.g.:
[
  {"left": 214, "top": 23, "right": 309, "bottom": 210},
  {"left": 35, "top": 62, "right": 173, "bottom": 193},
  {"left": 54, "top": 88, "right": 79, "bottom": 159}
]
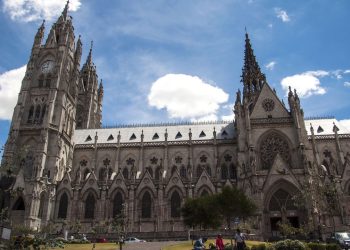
[{"left": 234, "top": 229, "right": 245, "bottom": 250}]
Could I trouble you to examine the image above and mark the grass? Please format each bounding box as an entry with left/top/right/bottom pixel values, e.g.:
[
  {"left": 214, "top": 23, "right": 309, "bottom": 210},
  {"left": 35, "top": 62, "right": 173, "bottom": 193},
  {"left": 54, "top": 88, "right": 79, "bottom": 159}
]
[
  {"left": 162, "top": 239, "right": 264, "bottom": 250},
  {"left": 52, "top": 243, "right": 117, "bottom": 249}
]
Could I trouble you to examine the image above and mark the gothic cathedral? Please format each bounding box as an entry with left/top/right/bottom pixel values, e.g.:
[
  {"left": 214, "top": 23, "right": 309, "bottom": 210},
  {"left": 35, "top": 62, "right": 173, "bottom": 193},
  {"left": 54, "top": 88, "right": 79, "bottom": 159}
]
[{"left": 1, "top": 3, "right": 350, "bottom": 240}]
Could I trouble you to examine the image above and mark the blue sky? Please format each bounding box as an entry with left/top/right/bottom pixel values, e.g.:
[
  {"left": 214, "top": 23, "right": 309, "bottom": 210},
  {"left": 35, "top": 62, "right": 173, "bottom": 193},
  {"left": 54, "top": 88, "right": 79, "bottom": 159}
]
[{"left": 0, "top": 0, "right": 350, "bottom": 152}]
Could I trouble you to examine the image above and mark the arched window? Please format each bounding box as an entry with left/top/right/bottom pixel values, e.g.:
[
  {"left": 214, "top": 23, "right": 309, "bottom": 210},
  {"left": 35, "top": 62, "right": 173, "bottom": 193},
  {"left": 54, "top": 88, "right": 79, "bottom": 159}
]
[
  {"left": 141, "top": 191, "right": 152, "bottom": 218},
  {"left": 12, "top": 197, "right": 25, "bottom": 210},
  {"left": 260, "top": 132, "right": 291, "bottom": 169},
  {"left": 27, "top": 106, "right": 34, "bottom": 123},
  {"left": 58, "top": 193, "right": 68, "bottom": 219},
  {"left": 34, "top": 105, "right": 41, "bottom": 123},
  {"left": 170, "top": 191, "right": 181, "bottom": 218},
  {"left": 229, "top": 163, "right": 237, "bottom": 179},
  {"left": 122, "top": 168, "right": 128, "bottom": 179},
  {"left": 84, "top": 193, "right": 95, "bottom": 219},
  {"left": 112, "top": 192, "right": 123, "bottom": 218},
  {"left": 221, "top": 164, "right": 228, "bottom": 180},
  {"left": 180, "top": 166, "right": 187, "bottom": 178}
]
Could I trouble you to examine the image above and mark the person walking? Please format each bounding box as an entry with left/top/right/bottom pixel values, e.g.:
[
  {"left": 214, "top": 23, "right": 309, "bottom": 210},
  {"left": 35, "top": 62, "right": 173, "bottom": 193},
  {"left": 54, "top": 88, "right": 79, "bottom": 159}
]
[
  {"left": 234, "top": 229, "right": 245, "bottom": 250},
  {"left": 215, "top": 234, "right": 224, "bottom": 250}
]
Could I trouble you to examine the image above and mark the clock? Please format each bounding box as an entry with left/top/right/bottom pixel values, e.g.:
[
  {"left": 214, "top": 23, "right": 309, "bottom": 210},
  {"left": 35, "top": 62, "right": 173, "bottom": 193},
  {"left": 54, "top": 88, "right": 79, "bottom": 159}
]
[{"left": 41, "top": 60, "right": 54, "bottom": 74}]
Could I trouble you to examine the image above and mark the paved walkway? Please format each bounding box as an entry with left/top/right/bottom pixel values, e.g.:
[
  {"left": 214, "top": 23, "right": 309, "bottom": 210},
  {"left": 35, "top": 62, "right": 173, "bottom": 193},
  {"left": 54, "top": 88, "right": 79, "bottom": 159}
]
[{"left": 122, "top": 241, "right": 182, "bottom": 250}]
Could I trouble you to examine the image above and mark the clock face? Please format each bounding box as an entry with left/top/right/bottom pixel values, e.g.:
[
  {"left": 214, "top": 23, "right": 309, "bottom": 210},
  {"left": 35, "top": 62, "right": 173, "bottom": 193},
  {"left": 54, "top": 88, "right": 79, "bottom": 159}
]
[{"left": 41, "top": 60, "right": 54, "bottom": 74}]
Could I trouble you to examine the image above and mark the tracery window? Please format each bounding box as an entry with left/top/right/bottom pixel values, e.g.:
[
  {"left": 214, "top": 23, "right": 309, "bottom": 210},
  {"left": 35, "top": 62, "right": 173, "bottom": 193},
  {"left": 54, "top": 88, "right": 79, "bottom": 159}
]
[
  {"left": 170, "top": 191, "right": 181, "bottom": 218},
  {"left": 141, "top": 191, "right": 152, "bottom": 218},
  {"left": 112, "top": 192, "right": 123, "bottom": 218},
  {"left": 34, "top": 105, "right": 41, "bottom": 123},
  {"left": 269, "top": 189, "right": 296, "bottom": 211},
  {"left": 84, "top": 193, "right": 95, "bottom": 219},
  {"left": 58, "top": 193, "right": 68, "bottom": 219},
  {"left": 260, "top": 132, "right": 290, "bottom": 169}
]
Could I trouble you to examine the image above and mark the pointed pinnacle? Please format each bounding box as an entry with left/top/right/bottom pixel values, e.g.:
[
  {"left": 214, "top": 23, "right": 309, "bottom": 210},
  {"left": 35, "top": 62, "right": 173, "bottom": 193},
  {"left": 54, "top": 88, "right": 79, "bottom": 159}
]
[{"left": 62, "top": 0, "right": 69, "bottom": 19}]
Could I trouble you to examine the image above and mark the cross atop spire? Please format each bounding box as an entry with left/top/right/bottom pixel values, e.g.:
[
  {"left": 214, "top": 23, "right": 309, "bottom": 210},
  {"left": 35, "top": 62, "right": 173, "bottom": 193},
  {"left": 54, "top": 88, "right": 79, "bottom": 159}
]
[{"left": 241, "top": 31, "right": 267, "bottom": 97}]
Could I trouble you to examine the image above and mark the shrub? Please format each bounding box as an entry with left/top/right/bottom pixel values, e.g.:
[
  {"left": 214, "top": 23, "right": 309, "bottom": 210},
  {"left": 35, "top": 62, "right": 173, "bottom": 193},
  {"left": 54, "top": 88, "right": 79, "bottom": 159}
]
[
  {"left": 307, "top": 242, "right": 326, "bottom": 250},
  {"left": 326, "top": 244, "right": 341, "bottom": 250},
  {"left": 273, "top": 239, "right": 306, "bottom": 250},
  {"left": 251, "top": 243, "right": 267, "bottom": 250}
]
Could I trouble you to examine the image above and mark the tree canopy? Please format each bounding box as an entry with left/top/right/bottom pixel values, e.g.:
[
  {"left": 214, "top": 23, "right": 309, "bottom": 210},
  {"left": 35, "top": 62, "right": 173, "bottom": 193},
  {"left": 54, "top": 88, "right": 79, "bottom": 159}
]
[{"left": 181, "top": 186, "right": 257, "bottom": 229}]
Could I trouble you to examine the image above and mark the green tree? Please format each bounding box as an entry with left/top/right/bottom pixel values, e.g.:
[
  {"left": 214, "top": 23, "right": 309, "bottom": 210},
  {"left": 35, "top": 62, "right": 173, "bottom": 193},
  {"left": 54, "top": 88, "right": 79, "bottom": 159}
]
[{"left": 216, "top": 186, "right": 257, "bottom": 229}]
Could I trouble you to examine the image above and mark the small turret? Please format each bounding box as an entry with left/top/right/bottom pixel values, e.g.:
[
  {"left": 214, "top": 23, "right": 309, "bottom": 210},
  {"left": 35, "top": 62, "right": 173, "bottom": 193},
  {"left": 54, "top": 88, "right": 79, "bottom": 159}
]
[{"left": 74, "top": 35, "right": 82, "bottom": 64}]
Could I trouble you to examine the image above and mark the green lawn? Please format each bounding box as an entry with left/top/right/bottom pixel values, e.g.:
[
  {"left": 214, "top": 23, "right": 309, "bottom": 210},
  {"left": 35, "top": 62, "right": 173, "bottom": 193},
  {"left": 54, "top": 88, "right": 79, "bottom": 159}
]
[
  {"left": 53, "top": 243, "right": 117, "bottom": 249},
  {"left": 162, "top": 239, "right": 264, "bottom": 250}
]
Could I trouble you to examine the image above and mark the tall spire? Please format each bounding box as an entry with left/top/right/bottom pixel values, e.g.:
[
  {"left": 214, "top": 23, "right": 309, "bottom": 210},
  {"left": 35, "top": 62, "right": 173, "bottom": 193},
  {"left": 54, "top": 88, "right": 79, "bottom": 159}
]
[
  {"left": 62, "top": 0, "right": 69, "bottom": 20},
  {"left": 86, "top": 41, "right": 93, "bottom": 66},
  {"left": 241, "top": 31, "right": 267, "bottom": 97}
]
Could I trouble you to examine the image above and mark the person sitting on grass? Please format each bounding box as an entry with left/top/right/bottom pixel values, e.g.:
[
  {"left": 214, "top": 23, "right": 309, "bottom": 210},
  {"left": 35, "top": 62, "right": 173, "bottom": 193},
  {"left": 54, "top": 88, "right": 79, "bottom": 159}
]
[{"left": 194, "top": 236, "right": 207, "bottom": 250}]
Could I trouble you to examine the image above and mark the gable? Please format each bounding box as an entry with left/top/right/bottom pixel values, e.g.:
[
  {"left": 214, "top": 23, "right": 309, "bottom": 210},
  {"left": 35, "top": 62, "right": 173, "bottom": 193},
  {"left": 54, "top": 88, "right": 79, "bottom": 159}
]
[{"left": 250, "top": 83, "right": 289, "bottom": 119}]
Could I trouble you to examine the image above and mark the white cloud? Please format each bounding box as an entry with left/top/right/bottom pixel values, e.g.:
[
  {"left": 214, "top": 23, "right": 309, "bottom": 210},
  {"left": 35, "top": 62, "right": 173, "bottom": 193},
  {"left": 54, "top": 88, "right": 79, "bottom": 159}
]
[
  {"left": 344, "top": 70, "right": 350, "bottom": 74},
  {"left": 221, "top": 114, "right": 235, "bottom": 121},
  {"left": 265, "top": 61, "right": 276, "bottom": 70},
  {"left": 268, "top": 23, "right": 273, "bottom": 28},
  {"left": 275, "top": 8, "right": 290, "bottom": 22},
  {"left": 0, "top": 65, "right": 26, "bottom": 120},
  {"left": 280, "top": 71, "right": 327, "bottom": 98},
  {"left": 148, "top": 74, "right": 229, "bottom": 120},
  {"left": 339, "top": 119, "right": 350, "bottom": 131},
  {"left": 344, "top": 82, "right": 350, "bottom": 87},
  {"left": 3, "top": 0, "right": 81, "bottom": 22}
]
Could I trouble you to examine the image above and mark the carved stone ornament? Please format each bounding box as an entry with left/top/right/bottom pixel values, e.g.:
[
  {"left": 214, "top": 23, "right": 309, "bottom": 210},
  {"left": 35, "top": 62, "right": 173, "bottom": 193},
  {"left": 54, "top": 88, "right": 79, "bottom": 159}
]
[{"left": 262, "top": 98, "right": 275, "bottom": 112}]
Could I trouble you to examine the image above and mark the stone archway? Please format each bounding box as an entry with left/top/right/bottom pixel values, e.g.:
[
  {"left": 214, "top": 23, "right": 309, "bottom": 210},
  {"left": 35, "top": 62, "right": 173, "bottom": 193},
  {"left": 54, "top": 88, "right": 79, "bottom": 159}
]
[{"left": 264, "top": 180, "right": 305, "bottom": 238}]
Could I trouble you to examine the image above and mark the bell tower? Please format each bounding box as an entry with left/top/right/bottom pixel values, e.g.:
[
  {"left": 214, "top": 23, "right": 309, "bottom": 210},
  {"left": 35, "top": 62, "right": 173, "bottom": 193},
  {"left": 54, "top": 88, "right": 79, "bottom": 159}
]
[{"left": 2, "top": 1, "right": 82, "bottom": 229}]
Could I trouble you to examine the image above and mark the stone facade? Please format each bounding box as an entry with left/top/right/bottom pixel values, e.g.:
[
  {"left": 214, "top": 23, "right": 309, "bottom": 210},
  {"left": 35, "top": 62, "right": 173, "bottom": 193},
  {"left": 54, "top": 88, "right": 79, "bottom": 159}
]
[{"left": 1, "top": 3, "right": 350, "bottom": 240}]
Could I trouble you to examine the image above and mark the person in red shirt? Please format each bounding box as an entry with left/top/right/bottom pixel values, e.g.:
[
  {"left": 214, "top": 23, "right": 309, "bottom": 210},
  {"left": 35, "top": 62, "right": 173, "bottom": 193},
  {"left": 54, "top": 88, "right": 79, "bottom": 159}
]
[{"left": 216, "top": 234, "right": 224, "bottom": 250}]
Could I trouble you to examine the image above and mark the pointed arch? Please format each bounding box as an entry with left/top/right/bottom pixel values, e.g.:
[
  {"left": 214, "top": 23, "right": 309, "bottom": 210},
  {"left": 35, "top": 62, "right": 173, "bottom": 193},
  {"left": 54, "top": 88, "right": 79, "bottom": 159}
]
[
  {"left": 12, "top": 197, "right": 25, "bottom": 210},
  {"left": 170, "top": 190, "right": 181, "bottom": 218},
  {"left": 112, "top": 192, "right": 124, "bottom": 218},
  {"left": 57, "top": 192, "right": 69, "bottom": 219},
  {"left": 84, "top": 192, "right": 96, "bottom": 219},
  {"left": 141, "top": 191, "right": 152, "bottom": 218}
]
